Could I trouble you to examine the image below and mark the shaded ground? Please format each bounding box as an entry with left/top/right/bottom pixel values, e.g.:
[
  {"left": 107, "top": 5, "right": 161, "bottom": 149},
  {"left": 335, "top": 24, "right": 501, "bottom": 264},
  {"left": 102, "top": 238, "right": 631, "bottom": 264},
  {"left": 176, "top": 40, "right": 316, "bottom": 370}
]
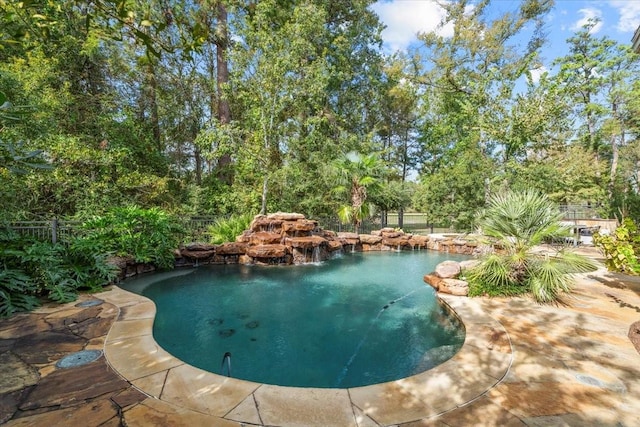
[
  {"left": 0, "top": 297, "right": 147, "bottom": 425},
  {"left": 1, "top": 247, "right": 639, "bottom": 426}
]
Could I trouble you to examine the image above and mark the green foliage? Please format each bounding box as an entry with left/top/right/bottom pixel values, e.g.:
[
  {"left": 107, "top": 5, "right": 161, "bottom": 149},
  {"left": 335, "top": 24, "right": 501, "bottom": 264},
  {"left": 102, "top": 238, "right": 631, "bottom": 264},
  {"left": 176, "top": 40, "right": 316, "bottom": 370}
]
[
  {"left": 414, "top": 145, "right": 493, "bottom": 231},
  {"left": 0, "top": 228, "right": 118, "bottom": 317},
  {"left": 467, "top": 190, "right": 598, "bottom": 303},
  {"left": 0, "top": 266, "right": 40, "bottom": 317},
  {"left": 79, "top": 206, "right": 182, "bottom": 269},
  {"left": 504, "top": 144, "right": 607, "bottom": 207},
  {"left": 331, "top": 151, "right": 386, "bottom": 232},
  {"left": 229, "top": 0, "right": 334, "bottom": 215},
  {"left": 593, "top": 218, "right": 640, "bottom": 275},
  {"left": 207, "top": 214, "right": 253, "bottom": 244},
  {"left": 0, "top": 90, "right": 51, "bottom": 176},
  {"left": 466, "top": 254, "right": 528, "bottom": 298},
  {"left": 2, "top": 0, "right": 638, "bottom": 260}
]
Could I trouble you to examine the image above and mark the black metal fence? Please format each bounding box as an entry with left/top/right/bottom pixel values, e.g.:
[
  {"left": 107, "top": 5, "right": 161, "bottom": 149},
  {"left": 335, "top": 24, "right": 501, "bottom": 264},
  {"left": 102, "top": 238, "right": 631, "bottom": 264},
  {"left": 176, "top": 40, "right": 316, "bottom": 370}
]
[
  {"left": 318, "top": 213, "right": 452, "bottom": 235},
  {"left": 2, "top": 217, "right": 222, "bottom": 245},
  {"left": 559, "top": 204, "right": 602, "bottom": 220},
  {"left": 4, "top": 219, "right": 83, "bottom": 244},
  {"left": 2, "top": 205, "right": 603, "bottom": 244},
  {"left": 179, "top": 216, "right": 221, "bottom": 243}
]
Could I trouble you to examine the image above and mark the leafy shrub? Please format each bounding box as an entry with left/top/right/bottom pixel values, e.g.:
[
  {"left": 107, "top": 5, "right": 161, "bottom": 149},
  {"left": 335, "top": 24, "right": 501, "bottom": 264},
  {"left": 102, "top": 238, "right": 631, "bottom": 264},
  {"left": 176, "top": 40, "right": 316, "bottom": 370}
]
[
  {"left": 208, "top": 214, "right": 253, "bottom": 244},
  {"left": 79, "top": 206, "right": 183, "bottom": 269},
  {"left": 593, "top": 218, "right": 640, "bottom": 275},
  {"left": 0, "top": 228, "right": 118, "bottom": 317},
  {"left": 467, "top": 190, "right": 597, "bottom": 302},
  {"left": 0, "top": 266, "right": 40, "bottom": 317}
]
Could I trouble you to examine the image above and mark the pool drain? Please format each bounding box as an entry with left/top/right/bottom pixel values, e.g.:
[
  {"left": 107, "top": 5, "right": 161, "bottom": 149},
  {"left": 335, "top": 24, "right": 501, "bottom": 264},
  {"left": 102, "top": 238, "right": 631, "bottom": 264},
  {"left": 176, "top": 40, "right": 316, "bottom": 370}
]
[{"left": 56, "top": 350, "right": 103, "bottom": 369}]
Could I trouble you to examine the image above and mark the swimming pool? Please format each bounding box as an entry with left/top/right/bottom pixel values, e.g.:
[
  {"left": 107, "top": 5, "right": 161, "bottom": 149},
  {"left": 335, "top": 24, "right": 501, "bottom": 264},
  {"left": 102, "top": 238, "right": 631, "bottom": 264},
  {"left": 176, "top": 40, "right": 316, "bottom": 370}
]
[{"left": 121, "top": 251, "right": 467, "bottom": 388}]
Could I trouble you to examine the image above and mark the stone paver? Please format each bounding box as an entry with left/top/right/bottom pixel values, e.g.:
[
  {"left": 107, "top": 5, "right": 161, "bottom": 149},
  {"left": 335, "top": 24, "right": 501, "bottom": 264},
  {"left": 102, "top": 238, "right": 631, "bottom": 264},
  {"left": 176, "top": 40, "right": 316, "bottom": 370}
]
[
  {"left": 254, "top": 386, "right": 355, "bottom": 426},
  {"left": 160, "top": 364, "right": 259, "bottom": 417},
  {"left": 122, "top": 397, "right": 241, "bottom": 427},
  {"left": 0, "top": 295, "right": 143, "bottom": 426},
  {"left": 1, "top": 250, "right": 639, "bottom": 426}
]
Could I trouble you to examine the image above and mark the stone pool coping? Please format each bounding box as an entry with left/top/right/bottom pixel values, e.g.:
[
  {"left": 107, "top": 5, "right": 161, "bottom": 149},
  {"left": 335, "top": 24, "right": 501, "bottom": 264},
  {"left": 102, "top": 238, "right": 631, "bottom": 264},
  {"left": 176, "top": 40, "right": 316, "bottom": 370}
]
[{"left": 101, "top": 285, "right": 513, "bottom": 426}]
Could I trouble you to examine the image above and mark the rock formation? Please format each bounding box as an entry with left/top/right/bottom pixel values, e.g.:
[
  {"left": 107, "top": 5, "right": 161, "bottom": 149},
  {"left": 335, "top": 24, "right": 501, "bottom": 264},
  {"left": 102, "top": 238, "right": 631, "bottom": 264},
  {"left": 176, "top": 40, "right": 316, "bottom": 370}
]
[
  {"left": 176, "top": 213, "right": 452, "bottom": 266},
  {"left": 424, "top": 260, "right": 471, "bottom": 296},
  {"left": 237, "top": 212, "right": 335, "bottom": 265}
]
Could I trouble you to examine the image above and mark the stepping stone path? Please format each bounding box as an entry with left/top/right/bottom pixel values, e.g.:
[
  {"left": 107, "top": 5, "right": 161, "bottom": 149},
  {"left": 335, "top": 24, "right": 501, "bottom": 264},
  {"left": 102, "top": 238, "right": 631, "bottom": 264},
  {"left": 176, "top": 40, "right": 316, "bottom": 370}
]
[{"left": 0, "top": 297, "right": 146, "bottom": 425}]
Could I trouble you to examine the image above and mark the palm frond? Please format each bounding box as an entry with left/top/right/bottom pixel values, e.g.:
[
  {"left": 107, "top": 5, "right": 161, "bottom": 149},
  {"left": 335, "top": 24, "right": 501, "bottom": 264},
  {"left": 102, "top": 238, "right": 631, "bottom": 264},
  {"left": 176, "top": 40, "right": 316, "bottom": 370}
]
[
  {"left": 472, "top": 190, "right": 596, "bottom": 303},
  {"left": 337, "top": 205, "right": 354, "bottom": 225},
  {"left": 552, "top": 249, "right": 600, "bottom": 274},
  {"left": 527, "top": 259, "right": 570, "bottom": 302},
  {"left": 468, "top": 254, "right": 514, "bottom": 288},
  {"left": 479, "top": 190, "right": 565, "bottom": 245}
]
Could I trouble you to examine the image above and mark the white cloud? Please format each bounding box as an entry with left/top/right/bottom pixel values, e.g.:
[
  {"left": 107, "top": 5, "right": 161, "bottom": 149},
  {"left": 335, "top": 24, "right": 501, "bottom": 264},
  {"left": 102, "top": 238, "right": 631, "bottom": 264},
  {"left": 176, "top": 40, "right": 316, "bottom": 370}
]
[
  {"left": 529, "top": 66, "right": 548, "bottom": 83},
  {"left": 609, "top": 0, "right": 640, "bottom": 32},
  {"left": 370, "top": 0, "right": 451, "bottom": 52},
  {"left": 571, "top": 8, "right": 603, "bottom": 34}
]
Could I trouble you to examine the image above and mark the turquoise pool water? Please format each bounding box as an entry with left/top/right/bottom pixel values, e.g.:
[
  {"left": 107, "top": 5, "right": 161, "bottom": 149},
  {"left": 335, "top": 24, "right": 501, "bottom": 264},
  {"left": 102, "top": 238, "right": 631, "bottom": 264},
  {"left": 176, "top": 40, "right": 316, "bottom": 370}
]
[{"left": 121, "top": 251, "right": 467, "bottom": 388}]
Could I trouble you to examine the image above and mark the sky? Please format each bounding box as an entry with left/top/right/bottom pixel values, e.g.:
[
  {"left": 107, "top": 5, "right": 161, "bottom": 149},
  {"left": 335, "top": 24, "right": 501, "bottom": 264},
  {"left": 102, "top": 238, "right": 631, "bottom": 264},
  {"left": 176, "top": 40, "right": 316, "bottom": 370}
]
[{"left": 370, "top": 0, "right": 640, "bottom": 78}]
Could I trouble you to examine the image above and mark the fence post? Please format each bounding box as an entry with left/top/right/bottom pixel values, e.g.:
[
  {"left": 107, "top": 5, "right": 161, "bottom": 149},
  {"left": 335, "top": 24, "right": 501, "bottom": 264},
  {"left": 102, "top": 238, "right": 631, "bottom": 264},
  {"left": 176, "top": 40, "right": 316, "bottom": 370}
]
[{"left": 51, "top": 218, "right": 58, "bottom": 244}]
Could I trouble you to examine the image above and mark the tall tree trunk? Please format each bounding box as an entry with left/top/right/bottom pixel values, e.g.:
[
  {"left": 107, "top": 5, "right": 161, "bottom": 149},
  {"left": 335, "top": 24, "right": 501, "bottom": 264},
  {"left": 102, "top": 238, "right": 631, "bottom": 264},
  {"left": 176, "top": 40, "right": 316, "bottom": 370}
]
[
  {"left": 216, "top": 1, "right": 233, "bottom": 184},
  {"left": 260, "top": 176, "right": 268, "bottom": 215},
  {"left": 195, "top": 143, "right": 203, "bottom": 185},
  {"left": 205, "top": 43, "right": 216, "bottom": 175},
  {"left": 635, "top": 160, "right": 640, "bottom": 194},
  {"left": 583, "top": 89, "right": 600, "bottom": 179},
  {"left": 146, "top": 62, "right": 161, "bottom": 151},
  {"left": 608, "top": 103, "right": 621, "bottom": 201}
]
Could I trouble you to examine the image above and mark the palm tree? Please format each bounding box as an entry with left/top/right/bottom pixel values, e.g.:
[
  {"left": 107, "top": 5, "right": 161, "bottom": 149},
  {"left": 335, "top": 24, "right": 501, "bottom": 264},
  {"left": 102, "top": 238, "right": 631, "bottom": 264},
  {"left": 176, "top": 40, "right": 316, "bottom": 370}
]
[
  {"left": 331, "top": 152, "right": 384, "bottom": 233},
  {"left": 468, "top": 190, "right": 597, "bottom": 303}
]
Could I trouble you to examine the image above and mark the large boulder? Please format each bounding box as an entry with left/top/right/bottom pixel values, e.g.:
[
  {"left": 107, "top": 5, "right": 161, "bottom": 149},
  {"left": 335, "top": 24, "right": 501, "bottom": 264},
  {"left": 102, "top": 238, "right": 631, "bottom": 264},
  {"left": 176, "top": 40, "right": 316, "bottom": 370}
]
[
  {"left": 180, "top": 248, "right": 215, "bottom": 259},
  {"left": 423, "top": 273, "right": 445, "bottom": 291},
  {"left": 249, "top": 231, "right": 282, "bottom": 245},
  {"left": 439, "top": 279, "right": 469, "bottom": 296},
  {"left": 409, "top": 235, "right": 430, "bottom": 248},
  {"left": 282, "top": 219, "right": 317, "bottom": 233},
  {"left": 285, "top": 235, "right": 327, "bottom": 249},
  {"left": 359, "top": 234, "right": 383, "bottom": 245},
  {"left": 246, "top": 244, "right": 288, "bottom": 259},
  {"left": 382, "top": 236, "right": 411, "bottom": 247},
  {"left": 629, "top": 321, "right": 640, "bottom": 355},
  {"left": 337, "top": 232, "right": 360, "bottom": 246},
  {"left": 460, "top": 259, "right": 481, "bottom": 272},
  {"left": 423, "top": 274, "right": 469, "bottom": 296},
  {"left": 216, "top": 242, "right": 247, "bottom": 255},
  {"left": 380, "top": 229, "right": 404, "bottom": 239},
  {"left": 435, "top": 260, "right": 461, "bottom": 279},
  {"left": 327, "top": 240, "right": 345, "bottom": 252},
  {"left": 184, "top": 242, "right": 216, "bottom": 251},
  {"left": 268, "top": 212, "right": 306, "bottom": 221}
]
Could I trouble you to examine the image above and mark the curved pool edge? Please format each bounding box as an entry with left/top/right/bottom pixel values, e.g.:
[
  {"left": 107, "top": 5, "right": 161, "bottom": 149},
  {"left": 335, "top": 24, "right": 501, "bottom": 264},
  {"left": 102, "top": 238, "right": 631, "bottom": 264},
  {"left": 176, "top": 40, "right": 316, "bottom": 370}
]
[{"left": 101, "top": 285, "right": 513, "bottom": 426}]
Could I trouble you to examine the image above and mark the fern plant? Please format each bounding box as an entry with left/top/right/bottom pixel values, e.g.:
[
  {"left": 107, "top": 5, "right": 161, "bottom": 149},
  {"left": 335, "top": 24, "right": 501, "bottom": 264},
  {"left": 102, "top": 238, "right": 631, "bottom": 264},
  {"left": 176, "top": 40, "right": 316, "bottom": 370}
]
[
  {"left": 208, "top": 214, "right": 253, "bottom": 244},
  {"left": 0, "top": 228, "right": 119, "bottom": 317},
  {"left": 80, "top": 206, "right": 183, "bottom": 269},
  {"left": 0, "top": 267, "right": 39, "bottom": 317}
]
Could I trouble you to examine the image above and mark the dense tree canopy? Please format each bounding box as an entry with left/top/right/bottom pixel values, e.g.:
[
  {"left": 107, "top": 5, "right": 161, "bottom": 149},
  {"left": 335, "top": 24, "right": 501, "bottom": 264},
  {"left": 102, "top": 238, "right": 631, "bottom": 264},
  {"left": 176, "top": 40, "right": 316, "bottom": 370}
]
[{"left": 1, "top": 0, "right": 638, "bottom": 228}]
